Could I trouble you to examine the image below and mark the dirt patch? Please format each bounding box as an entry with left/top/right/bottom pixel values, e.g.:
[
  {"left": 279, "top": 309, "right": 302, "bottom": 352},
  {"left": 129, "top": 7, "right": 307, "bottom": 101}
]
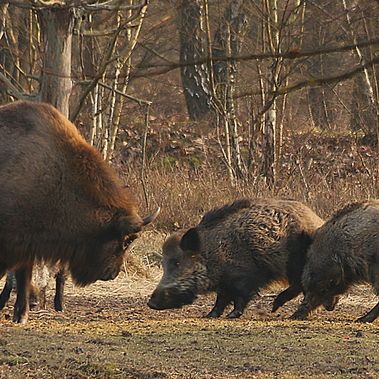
[{"left": 0, "top": 268, "right": 378, "bottom": 379}]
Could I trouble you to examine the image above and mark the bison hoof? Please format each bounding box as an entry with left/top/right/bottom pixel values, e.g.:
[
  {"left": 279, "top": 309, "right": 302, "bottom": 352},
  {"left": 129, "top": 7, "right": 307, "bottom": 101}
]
[{"left": 13, "top": 312, "right": 29, "bottom": 324}]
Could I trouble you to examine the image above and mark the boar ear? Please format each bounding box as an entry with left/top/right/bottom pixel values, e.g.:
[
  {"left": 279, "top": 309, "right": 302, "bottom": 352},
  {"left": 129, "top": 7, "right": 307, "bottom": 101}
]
[{"left": 180, "top": 228, "right": 201, "bottom": 253}]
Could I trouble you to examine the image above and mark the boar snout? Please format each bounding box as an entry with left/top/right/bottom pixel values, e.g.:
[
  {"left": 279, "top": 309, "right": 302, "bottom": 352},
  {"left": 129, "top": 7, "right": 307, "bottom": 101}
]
[{"left": 148, "top": 286, "right": 196, "bottom": 310}]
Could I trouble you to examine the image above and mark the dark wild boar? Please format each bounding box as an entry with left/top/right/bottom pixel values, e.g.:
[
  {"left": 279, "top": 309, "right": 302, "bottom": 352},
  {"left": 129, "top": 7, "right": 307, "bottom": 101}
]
[
  {"left": 291, "top": 200, "right": 379, "bottom": 323},
  {"left": 148, "top": 199, "right": 323, "bottom": 318},
  {"left": 0, "top": 101, "right": 159, "bottom": 323}
]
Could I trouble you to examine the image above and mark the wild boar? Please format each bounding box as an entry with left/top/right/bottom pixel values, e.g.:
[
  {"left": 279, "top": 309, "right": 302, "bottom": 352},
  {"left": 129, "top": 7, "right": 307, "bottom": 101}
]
[
  {"left": 291, "top": 200, "right": 379, "bottom": 323},
  {"left": 148, "top": 199, "right": 323, "bottom": 318},
  {"left": 0, "top": 100, "right": 159, "bottom": 323}
]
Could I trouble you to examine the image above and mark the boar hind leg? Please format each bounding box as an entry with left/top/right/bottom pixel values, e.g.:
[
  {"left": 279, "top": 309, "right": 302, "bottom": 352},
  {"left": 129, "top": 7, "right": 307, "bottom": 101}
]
[
  {"left": 206, "top": 291, "right": 232, "bottom": 318},
  {"left": 13, "top": 265, "right": 33, "bottom": 324},
  {"left": 272, "top": 285, "right": 302, "bottom": 312},
  {"left": 356, "top": 301, "right": 379, "bottom": 323}
]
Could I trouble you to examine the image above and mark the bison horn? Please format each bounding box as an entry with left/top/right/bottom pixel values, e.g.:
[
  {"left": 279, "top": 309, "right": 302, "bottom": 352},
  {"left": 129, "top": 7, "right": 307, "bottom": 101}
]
[{"left": 142, "top": 207, "right": 160, "bottom": 226}]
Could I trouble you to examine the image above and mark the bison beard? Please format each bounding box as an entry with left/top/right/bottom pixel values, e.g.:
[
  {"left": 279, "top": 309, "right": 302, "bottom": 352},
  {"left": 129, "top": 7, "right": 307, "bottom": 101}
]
[{"left": 0, "top": 101, "right": 159, "bottom": 323}]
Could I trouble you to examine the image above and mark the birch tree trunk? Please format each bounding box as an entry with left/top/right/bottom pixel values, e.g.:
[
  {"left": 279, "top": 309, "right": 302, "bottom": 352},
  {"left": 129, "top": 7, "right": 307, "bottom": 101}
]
[
  {"left": 38, "top": 8, "right": 74, "bottom": 117},
  {"left": 178, "top": 0, "right": 212, "bottom": 121},
  {"left": 261, "top": 0, "right": 279, "bottom": 188}
]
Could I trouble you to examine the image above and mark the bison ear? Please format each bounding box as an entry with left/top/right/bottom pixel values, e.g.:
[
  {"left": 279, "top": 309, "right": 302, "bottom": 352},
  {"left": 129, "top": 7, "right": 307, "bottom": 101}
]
[
  {"left": 180, "top": 228, "right": 201, "bottom": 254},
  {"left": 112, "top": 213, "right": 143, "bottom": 237}
]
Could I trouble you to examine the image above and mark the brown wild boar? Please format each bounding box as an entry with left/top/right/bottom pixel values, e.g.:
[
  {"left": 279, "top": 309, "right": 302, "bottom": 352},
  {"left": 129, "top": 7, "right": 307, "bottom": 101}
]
[
  {"left": 291, "top": 200, "right": 379, "bottom": 323},
  {"left": 148, "top": 199, "right": 323, "bottom": 318},
  {"left": 0, "top": 101, "right": 159, "bottom": 323}
]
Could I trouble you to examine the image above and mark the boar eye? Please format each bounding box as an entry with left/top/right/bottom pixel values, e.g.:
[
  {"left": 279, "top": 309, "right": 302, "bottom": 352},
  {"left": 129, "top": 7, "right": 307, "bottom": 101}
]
[{"left": 170, "top": 259, "right": 180, "bottom": 268}]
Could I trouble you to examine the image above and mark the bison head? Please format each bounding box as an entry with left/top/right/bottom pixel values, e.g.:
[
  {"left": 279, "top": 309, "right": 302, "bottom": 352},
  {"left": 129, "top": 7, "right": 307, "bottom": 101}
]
[
  {"left": 70, "top": 208, "right": 160, "bottom": 286},
  {"left": 148, "top": 228, "right": 210, "bottom": 310}
]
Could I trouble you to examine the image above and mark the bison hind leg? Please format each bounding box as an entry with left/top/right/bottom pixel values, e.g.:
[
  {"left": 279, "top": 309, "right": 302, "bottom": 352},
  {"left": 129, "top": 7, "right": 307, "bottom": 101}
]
[
  {"left": 0, "top": 272, "right": 16, "bottom": 310},
  {"left": 13, "top": 266, "right": 33, "bottom": 324},
  {"left": 272, "top": 285, "right": 302, "bottom": 312}
]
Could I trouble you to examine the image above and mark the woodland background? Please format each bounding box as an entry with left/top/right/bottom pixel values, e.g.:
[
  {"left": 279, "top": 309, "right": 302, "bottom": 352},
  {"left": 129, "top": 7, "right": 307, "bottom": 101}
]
[{"left": 1, "top": 0, "right": 379, "bottom": 229}]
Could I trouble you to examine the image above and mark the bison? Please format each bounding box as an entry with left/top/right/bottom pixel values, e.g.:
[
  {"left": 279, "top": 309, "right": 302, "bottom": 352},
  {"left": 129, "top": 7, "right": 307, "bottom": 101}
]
[
  {"left": 148, "top": 199, "right": 323, "bottom": 318},
  {"left": 290, "top": 200, "right": 379, "bottom": 323},
  {"left": 0, "top": 100, "right": 159, "bottom": 323}
]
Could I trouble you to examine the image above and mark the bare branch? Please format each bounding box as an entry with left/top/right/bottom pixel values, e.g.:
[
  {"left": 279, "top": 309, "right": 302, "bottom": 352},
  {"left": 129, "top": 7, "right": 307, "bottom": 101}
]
[
  {"left": 83, "top": 0, "right": 148, "bottom": 11},
  {"left": 6, "top": 0, "right": 148, "bottom": 11},
  {"left": 97, "top": 81, "right": 151, "bottom": 105},
  {"left": 236, "top": 56, "right": 379, "bottom": 99},
  {"left": 132, "top": 37, "right": 379, "bottom": 78},
  {"left": 0, "top": 72, "right": 36, "bottom": 100}
]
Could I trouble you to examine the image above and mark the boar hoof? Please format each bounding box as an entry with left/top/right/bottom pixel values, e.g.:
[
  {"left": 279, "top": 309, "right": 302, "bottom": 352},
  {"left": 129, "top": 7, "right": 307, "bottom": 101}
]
[
  {"left": 289, "top": 312, "right": 307, "bottom": 321},
  {"left": 226, "top": 310, "right": 242, "bottom": 319},
  {"left": 205, "top": 310, "right": 221, "bottom": 318},
  {"left": 356, "top": 314, "right": 375, "bottom": 323}
]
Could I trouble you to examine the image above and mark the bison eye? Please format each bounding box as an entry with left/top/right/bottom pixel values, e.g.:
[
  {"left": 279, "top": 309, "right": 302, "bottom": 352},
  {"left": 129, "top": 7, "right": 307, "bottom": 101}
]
[{"left": 122, "top": 234, "right": 137, "bottom": 250}]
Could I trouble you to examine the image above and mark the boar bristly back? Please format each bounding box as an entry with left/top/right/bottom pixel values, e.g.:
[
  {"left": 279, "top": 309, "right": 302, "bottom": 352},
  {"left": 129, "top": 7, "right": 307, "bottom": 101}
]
[
  {"left": 149, "top": 199, "right": 324, "bottom": 318},
  {"left": 291, "top": 200, "right": 379, "bottom": 322}
]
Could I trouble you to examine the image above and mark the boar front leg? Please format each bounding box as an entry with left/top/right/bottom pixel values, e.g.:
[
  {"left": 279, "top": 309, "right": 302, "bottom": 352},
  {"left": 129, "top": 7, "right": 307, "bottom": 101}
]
[
  {"left": 290, "top": 293, "right": 321, "bottom": 320},
  {"left": 272, "top": 284, "right": 302, "bottom": 312},
  {"left": 356, "top": 301, "right": 379, "bottom": 323},
  {"left": 206, "top": 291, "right": 232, "bottom": 318},
  {"left": 226, "top": 295, "right": 252, "bottom": 319}
]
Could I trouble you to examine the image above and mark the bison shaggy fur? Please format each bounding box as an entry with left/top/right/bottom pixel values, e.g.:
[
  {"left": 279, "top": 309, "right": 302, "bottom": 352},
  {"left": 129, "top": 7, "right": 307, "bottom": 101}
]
[{"left": 0, "top": 101, "right": 158, "bottom": 323}]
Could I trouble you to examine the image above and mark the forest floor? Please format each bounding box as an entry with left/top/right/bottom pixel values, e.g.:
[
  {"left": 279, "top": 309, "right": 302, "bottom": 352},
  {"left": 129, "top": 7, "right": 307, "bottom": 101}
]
[{"left": 0, "top": 256, "right": 378, "bottom": 379}]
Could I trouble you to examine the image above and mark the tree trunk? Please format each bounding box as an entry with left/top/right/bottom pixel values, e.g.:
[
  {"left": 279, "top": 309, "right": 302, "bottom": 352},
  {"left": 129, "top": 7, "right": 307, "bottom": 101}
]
[
  {"left": 38, "top": 8, "right": 74, "bottom": 117},
  {"left": 306, "top": 1, "right": 337, "bottom": 129},
  {"left": 178, "top": 0, "right": 211, "bottom": 121},
  {"left": 261, "top": 0, "right": 279, "bottom": 188}
]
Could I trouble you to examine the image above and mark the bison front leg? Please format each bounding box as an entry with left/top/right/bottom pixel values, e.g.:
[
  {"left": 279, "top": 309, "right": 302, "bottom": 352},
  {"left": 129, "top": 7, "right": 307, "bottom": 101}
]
[
  {"left": 206, "top": 291, "right": 232, "bottom": 318},
  {"left": 54, "top": 268, "right": 66, "bottom": 311},
  {"left": 13, "top": 265, "right": 33, "bottom": 324}
]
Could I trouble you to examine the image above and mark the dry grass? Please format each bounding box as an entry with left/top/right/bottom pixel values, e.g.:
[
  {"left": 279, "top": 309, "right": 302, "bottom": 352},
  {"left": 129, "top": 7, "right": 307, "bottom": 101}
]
[{"left": 123, "top": 154, "right": 378, "bottom": 231}]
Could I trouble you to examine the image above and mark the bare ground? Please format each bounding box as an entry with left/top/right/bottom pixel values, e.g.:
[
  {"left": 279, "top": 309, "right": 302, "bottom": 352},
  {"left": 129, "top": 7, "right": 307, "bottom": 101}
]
[{"left": 0, "top": 267, "right": 378, "bottom": 379}]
